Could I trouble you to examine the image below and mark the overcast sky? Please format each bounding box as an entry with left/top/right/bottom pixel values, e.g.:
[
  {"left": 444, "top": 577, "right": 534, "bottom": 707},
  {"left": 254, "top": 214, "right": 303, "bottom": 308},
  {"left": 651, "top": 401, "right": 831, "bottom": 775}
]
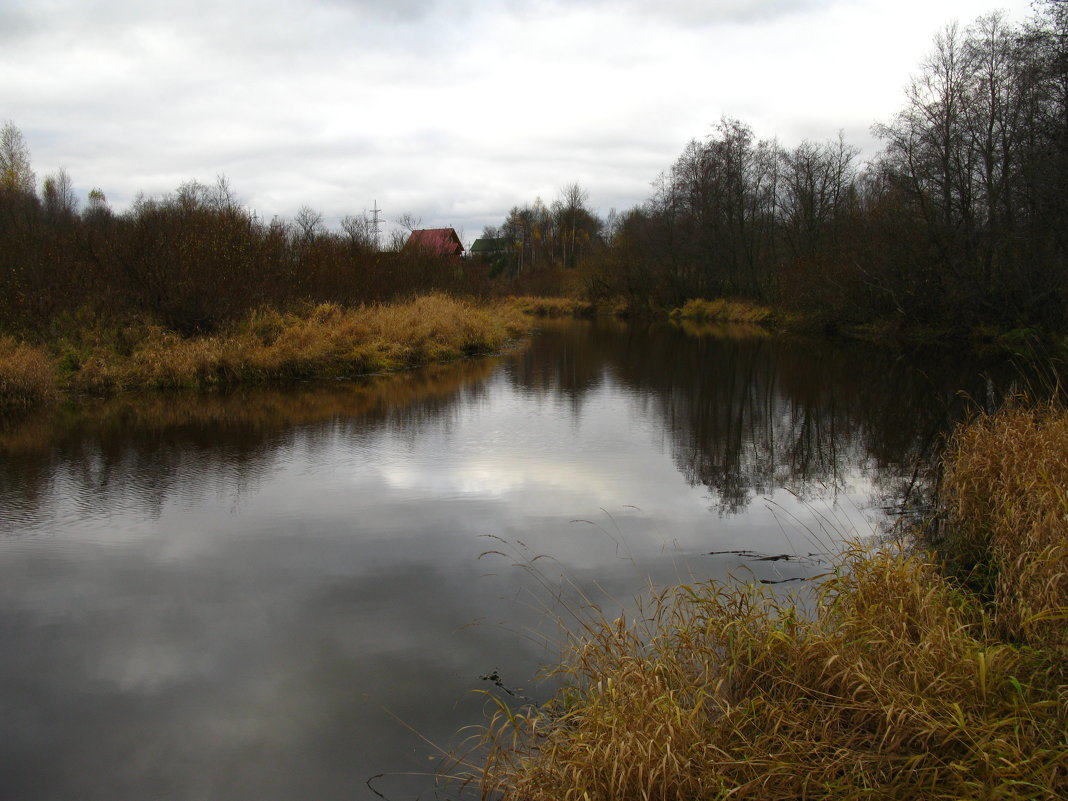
[{"left": 1, "top": 0, "right": 1037, "bottom": 244}]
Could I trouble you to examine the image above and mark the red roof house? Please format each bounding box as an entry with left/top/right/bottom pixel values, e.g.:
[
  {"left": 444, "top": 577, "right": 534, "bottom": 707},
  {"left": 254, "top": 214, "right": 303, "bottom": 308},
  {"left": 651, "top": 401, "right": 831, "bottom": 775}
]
[{"left": 403, "top": 228, "right": 464, "bottom": 258}]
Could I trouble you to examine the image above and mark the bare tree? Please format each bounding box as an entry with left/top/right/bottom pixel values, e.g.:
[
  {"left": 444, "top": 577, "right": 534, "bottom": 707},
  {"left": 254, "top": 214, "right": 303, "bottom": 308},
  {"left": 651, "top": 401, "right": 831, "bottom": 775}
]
[
  {"left": 42, "top": 167, "right": 78, "bottom": 220},
  {"left": 877, "top": 24, "right": 977, "bottom": 272},
  {"left": 386, "top": 228, "right": 409, "bottom": 252},
  {"left": 555, "top": 182, "right": 597, "bottom": 267},
  {"left": 207, "top": 174, "right": 240, "bottom": 212},
  {"left": 340, "top": 213, "right": 377, "bottom": 251},
  {"left": 293, "top": 205, "right": 324, "bottom": 242},
  {"left": 396, "top": 212, "right": 422, "bottom": 232},
  {"left": 777, "top": 134, "right": 858, "bottom": 260}
]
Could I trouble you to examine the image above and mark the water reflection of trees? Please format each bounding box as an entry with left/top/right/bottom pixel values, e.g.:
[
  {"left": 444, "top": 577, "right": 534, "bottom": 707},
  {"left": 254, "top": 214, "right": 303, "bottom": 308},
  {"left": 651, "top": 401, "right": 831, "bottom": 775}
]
[
  {"left": 0, "top": 321, "right": 1038, "bottom": 527},
  {"left": 510, "top": 320, "right": 1026, "bottom": 515},
  {"left": 0, "top": 358, "right": 500, "bottom": 530}
]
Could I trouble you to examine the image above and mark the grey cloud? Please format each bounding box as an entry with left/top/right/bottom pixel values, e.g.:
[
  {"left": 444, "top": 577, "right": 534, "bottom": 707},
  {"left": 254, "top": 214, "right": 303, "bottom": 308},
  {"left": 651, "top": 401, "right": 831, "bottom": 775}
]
[
  {"left": 0, "top": 6, "right": 36, "bottom": 44},
  {"left": 537, "top": 0, "right": 823, "bottom": 25},
  {"left": 319, "top": 0, "right": 445, "bottom": 22},
  {"left": 638, "top": 0, "right": 821, "bottom": 24}
]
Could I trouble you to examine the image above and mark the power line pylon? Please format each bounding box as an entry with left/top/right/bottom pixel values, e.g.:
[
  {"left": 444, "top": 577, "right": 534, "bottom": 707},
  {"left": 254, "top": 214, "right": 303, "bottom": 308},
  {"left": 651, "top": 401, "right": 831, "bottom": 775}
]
[{"left": 370, "top": 200, "right": 381, "bottom": 250}]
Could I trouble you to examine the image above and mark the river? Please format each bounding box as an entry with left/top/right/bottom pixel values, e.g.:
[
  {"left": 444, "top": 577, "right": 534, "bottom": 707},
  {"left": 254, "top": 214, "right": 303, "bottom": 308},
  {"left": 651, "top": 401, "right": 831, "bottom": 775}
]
[{"left": 0, "top": 319, "right": 1020, "bottom": 800}]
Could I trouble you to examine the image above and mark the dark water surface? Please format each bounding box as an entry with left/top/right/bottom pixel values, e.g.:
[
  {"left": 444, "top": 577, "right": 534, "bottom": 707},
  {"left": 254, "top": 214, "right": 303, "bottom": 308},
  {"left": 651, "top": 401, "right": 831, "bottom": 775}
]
[{"left": 0, "top": 320, "right": 1019, "bottom": 800}]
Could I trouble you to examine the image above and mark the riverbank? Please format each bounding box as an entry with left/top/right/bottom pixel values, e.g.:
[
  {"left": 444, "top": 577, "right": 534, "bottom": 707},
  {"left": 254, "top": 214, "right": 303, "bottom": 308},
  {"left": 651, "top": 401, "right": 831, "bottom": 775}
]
[
  {"left": 479, "top": 403, "right": 1068, "bottom": 800},
  {"left": 0, "top": 294, "right": 527, "bottom": 410},
  {"left": 667, "top": 297, "right": 1068, "bottom": 356},
  {"left": 4, "top": 291, "right": 1056, "bottom": 413}
]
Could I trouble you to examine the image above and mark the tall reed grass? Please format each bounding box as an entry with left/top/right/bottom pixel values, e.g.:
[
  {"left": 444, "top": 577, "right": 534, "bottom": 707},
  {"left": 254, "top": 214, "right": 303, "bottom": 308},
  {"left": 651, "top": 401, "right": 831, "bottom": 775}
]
[
  {"left": 506, "top": 296, "right": 597, "bottom": 318},
  {"left": 671, "top": 298, "right": 775, "bottom": 325},
  {"left": 0, "top": 337, "right": 58, "bottom": 412},
  {"left": 478, "top": 405, "right": 1068, "bottom": 800},
  {"left": 939, "top": 404, "right": 1068, "bottom": 657},
  {"left": 2, "top": 294, "right": 527, "bottom": 398}
]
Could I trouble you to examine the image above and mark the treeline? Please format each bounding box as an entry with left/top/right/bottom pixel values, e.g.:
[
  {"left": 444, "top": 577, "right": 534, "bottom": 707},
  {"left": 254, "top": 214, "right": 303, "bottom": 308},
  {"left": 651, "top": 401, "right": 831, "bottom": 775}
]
[
  {"left": 0, "top": 167, "right": 495, "bottom": 336},
  {"left": 3, "top": 2, "right": 1066, "bottom": 338},
  {"left": 481, "top": 183, "right": 604, "bottom": 272},
  {"left": 585, "top": 3, "right": 1068, "bottom": 331}
]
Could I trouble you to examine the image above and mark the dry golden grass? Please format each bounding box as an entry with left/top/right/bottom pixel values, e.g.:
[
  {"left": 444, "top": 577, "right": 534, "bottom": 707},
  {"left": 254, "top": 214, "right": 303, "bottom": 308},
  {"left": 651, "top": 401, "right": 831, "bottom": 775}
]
[
  {"left": 506, "top": 296, "right": 597, "bottom": 318},
  {"left": 479, "top": 544, "right": 1067, "bottom": 800},
  {"left": 0, "top": 337, "right": 58, "bottom": 412},
  {"left": 478, "top": 405, "right": 1068, "bottom": 800},
  {"left": 0, "top": 295, "right": 528, "bottom": 403},
  {"left": 940, "top": 404, "right": 1068, "bottom": 655},
  {"left": 46, "top": 294, "right": 527, "bottom": 395},
  {"left": 671, "top": 298, "right": 775, "bottom": 325}
]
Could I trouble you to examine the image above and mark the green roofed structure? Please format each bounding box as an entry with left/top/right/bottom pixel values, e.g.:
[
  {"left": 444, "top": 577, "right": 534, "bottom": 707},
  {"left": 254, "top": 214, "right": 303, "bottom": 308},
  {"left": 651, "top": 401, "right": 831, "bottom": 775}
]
[
  {"left": 469, "top": 238, "right": 515, "bottom": 257},
  {"left": 469, "top": 237, "right": 518, "bottom": 275}
]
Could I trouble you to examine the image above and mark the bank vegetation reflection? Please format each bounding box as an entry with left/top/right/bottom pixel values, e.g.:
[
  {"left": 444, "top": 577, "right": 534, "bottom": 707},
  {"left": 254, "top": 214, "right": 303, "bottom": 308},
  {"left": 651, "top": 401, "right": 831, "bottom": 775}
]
[
  {"left": 0, "top": 357, "right": 501, "bottom": 530},
  {"left": 2, "top": 320, "right": 1025, "bottom": 528}
]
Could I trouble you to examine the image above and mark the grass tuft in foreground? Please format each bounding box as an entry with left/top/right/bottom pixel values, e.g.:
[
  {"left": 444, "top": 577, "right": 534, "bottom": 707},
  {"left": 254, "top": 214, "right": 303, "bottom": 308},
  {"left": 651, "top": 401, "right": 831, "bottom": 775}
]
[
  {"left": 938, "top": 403, "right": 1068, "bottom": 658},
  {"left": 479, "top": 406, "right": 1068, "bottom": 800}
]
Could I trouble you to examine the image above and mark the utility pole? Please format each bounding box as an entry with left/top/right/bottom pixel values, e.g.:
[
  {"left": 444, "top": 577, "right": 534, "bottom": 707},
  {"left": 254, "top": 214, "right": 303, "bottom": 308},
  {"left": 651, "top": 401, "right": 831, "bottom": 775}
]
[{"left": 370, "top": 200, "right": 381, "bottom": 251}]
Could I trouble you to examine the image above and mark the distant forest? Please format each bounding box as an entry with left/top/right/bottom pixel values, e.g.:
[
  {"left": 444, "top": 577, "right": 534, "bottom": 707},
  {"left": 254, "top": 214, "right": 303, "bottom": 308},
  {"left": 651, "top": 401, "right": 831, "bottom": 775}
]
[{"left": 1, "top": 1, "right": 1065, "bottom": 336}]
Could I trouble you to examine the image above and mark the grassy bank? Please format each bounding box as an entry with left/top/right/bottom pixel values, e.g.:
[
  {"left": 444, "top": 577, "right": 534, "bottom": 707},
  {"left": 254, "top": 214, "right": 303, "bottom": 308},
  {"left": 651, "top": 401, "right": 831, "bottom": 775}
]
[
  {"left": 0, "top": 294, "right": 527, "bottom": 405},
  {"left": 670, "top": 298, "right": 776, "bottom": 326},
  {"left": 505, "top": 296, "right": 598, "bottom": 318},
  {"left": 479, "top": 405, "right": 1068, "bottom": 800},
  {"left": 504, "top": 295, "right": 638, "bottom": 319},
  {"left": 664, "top": 297, "right": 1068, "bottom": 356},
  {"left": 502, "top": 295, "right": 776, "bottom": 326}
]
